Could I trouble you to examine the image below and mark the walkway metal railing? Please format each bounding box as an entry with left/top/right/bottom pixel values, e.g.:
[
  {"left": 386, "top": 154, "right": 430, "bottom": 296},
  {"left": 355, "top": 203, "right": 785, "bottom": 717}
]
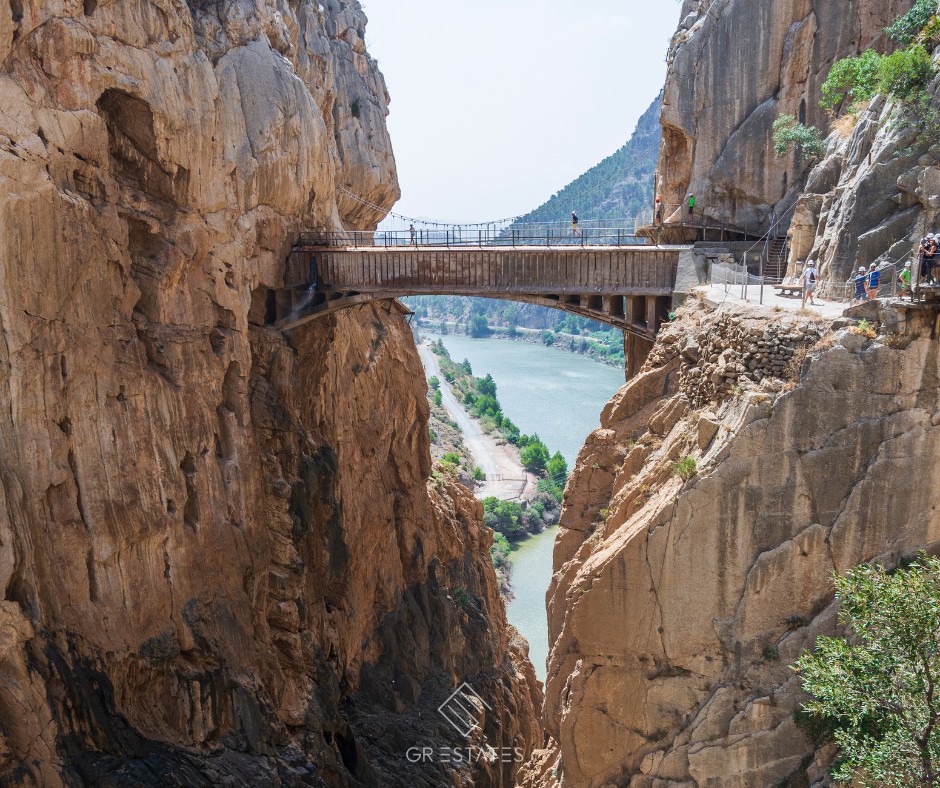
[{"left": 300, "top": 225, "right": 651, "bottom": 248}]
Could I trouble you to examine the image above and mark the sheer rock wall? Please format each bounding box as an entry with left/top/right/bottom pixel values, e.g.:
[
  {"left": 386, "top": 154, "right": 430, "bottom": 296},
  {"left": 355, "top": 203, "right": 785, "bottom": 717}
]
[
  {"left": 656, "top": 0, "right": 913, "bottom": 233},
  {"left": 540, "top": 300, "right": 940, "bottom": 787},
  {"left": 0, "top": 1, "right": 539, "bottom": 785}
]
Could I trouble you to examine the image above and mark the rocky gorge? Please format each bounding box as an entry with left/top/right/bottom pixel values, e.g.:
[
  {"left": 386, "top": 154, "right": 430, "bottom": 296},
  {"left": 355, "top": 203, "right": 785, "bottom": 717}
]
[
  {"left": 0, "top": 1, "right": 539, "bottom": 785},
  {"left": 4, "top": 0, "right": 940, "bottom": 787},
  {"left": 531, "top": 0, "right": 940, "bottom": 785},
  {"left": 530, "top": 298, "right": 940, "bottom": 786}
]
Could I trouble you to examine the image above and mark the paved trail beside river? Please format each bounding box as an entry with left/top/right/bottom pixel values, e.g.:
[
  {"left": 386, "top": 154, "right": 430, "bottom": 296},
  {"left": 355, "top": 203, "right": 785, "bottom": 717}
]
[{"left": 418, "top": 341, "right": 535, "bottom": 501}]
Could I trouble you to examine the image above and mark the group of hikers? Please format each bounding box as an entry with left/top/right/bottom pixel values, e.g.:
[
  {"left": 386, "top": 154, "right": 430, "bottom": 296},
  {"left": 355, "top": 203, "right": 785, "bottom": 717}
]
[
  {"left": 918, "top": 232, "right": 940, "bottom": 285},
  {"left": 849, "top": 263, "right": 886, "bottom": 305}
]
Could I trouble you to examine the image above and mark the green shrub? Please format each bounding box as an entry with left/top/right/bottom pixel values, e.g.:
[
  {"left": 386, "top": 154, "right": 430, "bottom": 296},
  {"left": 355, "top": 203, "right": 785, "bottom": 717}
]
[
  {"left": 820, "top": 50, "right": 883, "bottom": 112},
  {"left": 537, "top": 478, "right": 564, "bottom": 503},
  {"left": 483, "top": 497, "right": 527, "bottom": 538},
  {"left": 490, "top": 532, "right": 511, "bottom": 569},
  {"left": 674, "top": 456, "right": 697, "bottom": 481},
  {"left": 545, "top": 451, "right": 568, "bottom": 482},
  {"left": 468, "top": 313, "right": 491, "bottom": 338},
  {"left": 796, "top": 553, "right": 940, "bottom": 785},
  {"left": 877, "top": 45, "right": 935, "bottom": 102},
  {"left": 521, "top": 438, "right": 550, "bottom": 474},
  {"left": 441, "top": 452, "right": 461, "bottom": 466},
  {"left": 427, "top": 375, "right": 440, "bottom": 390},
  {"left": 772, "top": 115, "right": 827, "bottom": 162},
  {"left": 918, "top": 14, "right": 940, "bottom": 47},
  {"left": 885, "top": 0, "right": 939, "bottom": 44},
  {"left": 785, "top": 614, "right": 809, "bottom": 630},
  {"left": 433, "top": 389, "right": 443, "bottom": 407}
]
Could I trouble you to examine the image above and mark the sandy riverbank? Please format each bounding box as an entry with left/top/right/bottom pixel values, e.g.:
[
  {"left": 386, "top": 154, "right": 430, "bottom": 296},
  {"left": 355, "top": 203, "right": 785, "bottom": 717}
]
[{"left": 417, "top": 341, "right": 536, "bottom": 501}]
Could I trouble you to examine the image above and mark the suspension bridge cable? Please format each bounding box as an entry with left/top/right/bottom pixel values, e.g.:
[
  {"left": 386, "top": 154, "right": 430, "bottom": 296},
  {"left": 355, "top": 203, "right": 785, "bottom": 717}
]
[{"left": 337, "top": 186, "right": 524, "bottom": 229}]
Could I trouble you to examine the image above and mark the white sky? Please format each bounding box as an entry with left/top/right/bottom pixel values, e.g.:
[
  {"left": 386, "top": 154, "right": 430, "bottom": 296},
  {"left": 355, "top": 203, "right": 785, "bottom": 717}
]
[{"left": 363, "top": 1, "right": 683, "bottom": 224}]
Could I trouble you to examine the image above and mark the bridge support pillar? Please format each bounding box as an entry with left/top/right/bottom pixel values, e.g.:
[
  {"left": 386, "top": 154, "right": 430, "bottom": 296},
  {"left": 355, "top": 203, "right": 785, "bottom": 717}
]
[
  {"left": 626, "top": 296, "right": 647, "bottom": 330},
  {"left": 646, "top": 298, "right": 660, "bottom": 334},
  {"left": 624, "top": 333, "right": 654, "bottom": 380},
  {"left": 603, "top": 295, "right": 625, "bottom": 320}
]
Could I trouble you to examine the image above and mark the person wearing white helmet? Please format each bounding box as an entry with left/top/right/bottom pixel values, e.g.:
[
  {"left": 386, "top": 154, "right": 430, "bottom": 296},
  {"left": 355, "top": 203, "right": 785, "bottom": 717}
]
[
  {"left": 899, "top": 260, "right": 913, "bottom": 298},
  {"left": 921, "top": 233, "right": 938, "bottom": 285},
  {"left": 800, "top": 259, "right": 818, "bottom": 307},
  {"left": 853, "top": 266, "right": 868, "bottom": 304}
]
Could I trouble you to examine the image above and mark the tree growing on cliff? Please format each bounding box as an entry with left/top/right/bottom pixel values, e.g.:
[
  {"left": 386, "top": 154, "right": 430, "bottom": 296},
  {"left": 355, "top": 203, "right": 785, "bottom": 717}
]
[
  {"left": 796, "top": 554, "right": 940, "bottom": 787},
  {"left": 772, "top": 115, "right": 826, "bottom": 163}
]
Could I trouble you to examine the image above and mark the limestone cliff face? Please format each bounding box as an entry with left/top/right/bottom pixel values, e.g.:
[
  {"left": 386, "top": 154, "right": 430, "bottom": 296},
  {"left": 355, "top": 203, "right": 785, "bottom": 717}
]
[
  {"left": 657, "top": 0, "right": 912, "bottom": 232},
  {"left": 540, "top": 300, "right": 940, "bottom": 787},
  {"left": 0, "top": 2, "right": 539, "bottom": 785},
  {"left": 789, "top": 79, "right": 940, "bottom": 285}
]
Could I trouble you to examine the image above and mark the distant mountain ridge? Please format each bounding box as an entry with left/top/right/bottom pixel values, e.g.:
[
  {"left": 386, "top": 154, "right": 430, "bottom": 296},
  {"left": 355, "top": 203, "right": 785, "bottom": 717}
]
[{"left": 511, "top": 92, "right": 662, "bottom": 226}]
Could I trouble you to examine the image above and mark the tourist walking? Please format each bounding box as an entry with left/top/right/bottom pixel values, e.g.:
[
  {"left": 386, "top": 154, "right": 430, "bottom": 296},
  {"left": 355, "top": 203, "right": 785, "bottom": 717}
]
[
  {"left": 800, "top": 260, "right": 817, "bottom": 308},
  {"left": 571, "top": 212, "right": 580, "bottom": 236},
  {"left": 852, "top": 267, "right": 868, "bottom": 304},
  {"left": 409, "top": 223, "right": 417, "bottom": 245},
  {"left": 899, "top": 261, "right": 913, "bottom": 298},
  {"left": 655, "top": 197, "right": 663, "bottom": 224},
  {"left": 687, "top": 193, "right": 695, "bottom": 222},
  {"left": 866, "top": 263, "right": 881, "bottom": 300}
]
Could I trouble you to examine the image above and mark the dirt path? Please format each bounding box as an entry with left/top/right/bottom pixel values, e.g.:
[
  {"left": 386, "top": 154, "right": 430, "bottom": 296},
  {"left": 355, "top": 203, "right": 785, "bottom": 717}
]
[{"left": 418, "top": 342, "right": 536, "bottom": 501}]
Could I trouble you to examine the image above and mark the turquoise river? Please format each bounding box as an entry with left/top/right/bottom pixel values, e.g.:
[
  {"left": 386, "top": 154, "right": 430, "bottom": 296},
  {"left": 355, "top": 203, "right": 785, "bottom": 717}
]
[{"left": 421, "top": 333, "right": 625, "bottom": 679}]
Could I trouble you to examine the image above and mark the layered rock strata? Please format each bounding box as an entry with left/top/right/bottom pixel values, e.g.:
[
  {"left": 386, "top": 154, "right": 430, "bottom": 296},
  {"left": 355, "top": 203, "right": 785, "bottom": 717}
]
[
  {"left": 656, "top": 0, "right": 913, "bottom": 232},
  {"left": 541, "top": 299, "right": 940, "bottom": 787},
  {"left": 0, "top": 2, "right": 539, "bottom": 785}
]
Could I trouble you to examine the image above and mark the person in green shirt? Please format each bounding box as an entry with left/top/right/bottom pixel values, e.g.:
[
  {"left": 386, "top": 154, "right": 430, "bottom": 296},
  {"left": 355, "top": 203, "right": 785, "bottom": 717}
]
[
  {"left": 899, "top": 261, "right": 912, "bottom": 298},
  {"left": 687, "top": 193, "right": 695, "bottom": 221}
]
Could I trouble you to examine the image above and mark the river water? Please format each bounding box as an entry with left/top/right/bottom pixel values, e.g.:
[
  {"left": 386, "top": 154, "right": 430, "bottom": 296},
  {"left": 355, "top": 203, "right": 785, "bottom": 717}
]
[{"left": 421, "top": 333, "right": 625, "bottom": 679}]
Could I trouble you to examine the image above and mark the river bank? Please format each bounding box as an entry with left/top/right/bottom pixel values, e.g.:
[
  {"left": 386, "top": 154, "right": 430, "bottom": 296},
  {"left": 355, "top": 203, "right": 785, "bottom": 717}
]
[
  {"left": 418, "top": 342, "right": 535, "bottom": 502},
  {"left": 416, "top": 331, "right": 627, "bottom": 680},
  {"left": 411, "top": 314, "right": 627, "bottom": 368}
]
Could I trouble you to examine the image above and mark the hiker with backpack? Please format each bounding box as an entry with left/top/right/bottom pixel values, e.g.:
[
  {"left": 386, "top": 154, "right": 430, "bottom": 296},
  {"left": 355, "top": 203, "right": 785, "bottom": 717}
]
[{"left": 800, "top": 260, "right": 818, "bottom": 308}]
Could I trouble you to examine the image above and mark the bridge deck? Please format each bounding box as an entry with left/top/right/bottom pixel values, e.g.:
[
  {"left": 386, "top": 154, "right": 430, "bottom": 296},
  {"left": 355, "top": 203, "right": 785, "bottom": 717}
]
[{"left": 273, "top": 244, "right": 689, "bottom": 339}]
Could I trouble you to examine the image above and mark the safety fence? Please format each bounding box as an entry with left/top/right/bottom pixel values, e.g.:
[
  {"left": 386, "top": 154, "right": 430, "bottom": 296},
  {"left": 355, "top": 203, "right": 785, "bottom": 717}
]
[{"left": 301, "top": 225, "right": 650, "bottom": 248}]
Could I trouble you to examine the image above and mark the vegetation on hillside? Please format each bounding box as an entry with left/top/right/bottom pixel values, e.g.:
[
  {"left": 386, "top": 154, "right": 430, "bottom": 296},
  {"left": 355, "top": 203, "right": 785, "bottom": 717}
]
[
  {"left": 772, "top": 115, "right": 826, "bottom": 163},
  {"left": 507, "top": 93, "right": 661, "bottom": 226},
  {"left": 796, "top": 554, "right": 940, "bottom": 786},
  {"left": 815, "top": 2, "right": 940, "bottom": 142},
  {"left": 429, "top": 338, "right": 569, "bottom": 523},
  {"left": 774, "top": 3, "right": 940, "bottom": 165},
  {"left": 407, "top": 296, "right": 627, "bottom": 367}
]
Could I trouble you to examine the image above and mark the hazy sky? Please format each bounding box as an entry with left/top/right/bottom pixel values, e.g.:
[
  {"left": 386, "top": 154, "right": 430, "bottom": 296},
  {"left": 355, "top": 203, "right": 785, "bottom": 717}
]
[{"left": 363, "top": 1, "right": 682, "bottom": 224}]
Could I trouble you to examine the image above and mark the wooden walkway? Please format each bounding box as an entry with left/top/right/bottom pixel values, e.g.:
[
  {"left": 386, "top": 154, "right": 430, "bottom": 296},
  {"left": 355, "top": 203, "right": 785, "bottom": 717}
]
[{"left": 269, "top": 244, "right": 689, "bottom": 340}]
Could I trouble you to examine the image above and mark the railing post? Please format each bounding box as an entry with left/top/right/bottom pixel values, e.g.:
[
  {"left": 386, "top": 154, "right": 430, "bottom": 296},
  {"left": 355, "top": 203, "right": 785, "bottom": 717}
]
[{"left": 759, "top": 247, "right": 764, "bottom": 305}]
